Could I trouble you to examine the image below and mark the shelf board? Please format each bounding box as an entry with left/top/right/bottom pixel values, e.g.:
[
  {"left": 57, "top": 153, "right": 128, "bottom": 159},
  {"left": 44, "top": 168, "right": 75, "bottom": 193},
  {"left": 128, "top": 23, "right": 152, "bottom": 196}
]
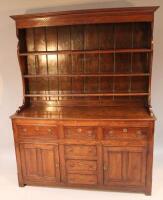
[
  {"left": 25, "top": 93, "right": 149, "bottom": 97},
  {"left": 23, "top": 73, "right": 150, "bottom": 78},
  {"left": 19, "top": 48, "right": 152, "bottom": 56}
]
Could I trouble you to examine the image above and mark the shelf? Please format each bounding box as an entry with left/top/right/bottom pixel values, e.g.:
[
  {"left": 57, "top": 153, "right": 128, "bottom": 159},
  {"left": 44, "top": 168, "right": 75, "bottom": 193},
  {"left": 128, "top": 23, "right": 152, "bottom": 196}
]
[
  {"left": 23, "top": 73, "right": 150, "bottom": 78},
  {"left": 25, "top": 93, "right": 149, "bottom": 97},
  {"left": 17, "top": 21, "right": 152, "bottom": 107},
  {"left": 19, "top": 48, "right": 152, "bottom": 56}
]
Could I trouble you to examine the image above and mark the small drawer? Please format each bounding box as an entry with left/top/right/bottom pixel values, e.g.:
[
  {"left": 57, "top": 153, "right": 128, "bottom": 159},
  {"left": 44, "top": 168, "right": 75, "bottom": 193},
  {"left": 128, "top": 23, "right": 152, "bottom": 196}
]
[
  {"left": 65, "top": 145, "right": 97, "bottom": 158},
  {"left": 67, "top": 174, "right": 97, "bottom": 185},
  {"left": 103, "top": 127, "right": 147, "bottom": 140},
  {"left": 64, "top": 127, "right": 97, "bottom": 140},
  {"left": 66, "top": 160, "right": 97, "bottom": 172},
  {"left": 17, "top": 125, "right": 58, "bottom": 139}
]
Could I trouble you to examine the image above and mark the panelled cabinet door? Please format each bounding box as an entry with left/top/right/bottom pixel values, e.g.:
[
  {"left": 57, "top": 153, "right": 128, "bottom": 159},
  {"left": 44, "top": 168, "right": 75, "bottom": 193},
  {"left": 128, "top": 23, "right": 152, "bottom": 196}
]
[
  {"left": 103, "top": 146, "right": 147, "bottom": 187},
  {"left": 20, "top": 143, "right": 60, "bottom": 183}
]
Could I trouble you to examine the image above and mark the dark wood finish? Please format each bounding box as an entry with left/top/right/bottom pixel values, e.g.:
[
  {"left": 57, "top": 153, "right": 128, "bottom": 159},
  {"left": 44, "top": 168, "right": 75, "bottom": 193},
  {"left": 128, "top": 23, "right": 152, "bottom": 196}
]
[{"left": 11, "top": 6, "right": 158, "bottom": 195}]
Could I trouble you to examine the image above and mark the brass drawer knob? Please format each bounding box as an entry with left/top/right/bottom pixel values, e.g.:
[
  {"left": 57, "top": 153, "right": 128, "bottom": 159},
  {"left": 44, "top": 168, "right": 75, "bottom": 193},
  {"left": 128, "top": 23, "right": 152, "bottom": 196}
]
[
  {"left": 137, "top": 130, "right": 142, "bottom": 135},
  {"left": 87, "top": 130, "right": 92, "bottom": 136},
  {"left": 23, "top": 128, "right": 27, "bottom": 132},
  {"left": 123, "top": 128, "right": 128, "bottom": 133},
  {"left": 104, "top": 165, "right": 108, "bottom": 171},
  {"left": 48, "top": 128, "right": 52, "bottom": 132},
  {"left": 78, "top": 128, "right": 82, "bottom": 133},
  {"left": 69, "top": 149, "right": 73, "bottom": 153},
  {"left": 55, "top": 163, "right": 59, "bottom": 168},
  {"left": 88, "top": 149, "right": 94, "bottom": 154},
  {"left": 109, "top": 130, "right": 113, "bottom": 134}
]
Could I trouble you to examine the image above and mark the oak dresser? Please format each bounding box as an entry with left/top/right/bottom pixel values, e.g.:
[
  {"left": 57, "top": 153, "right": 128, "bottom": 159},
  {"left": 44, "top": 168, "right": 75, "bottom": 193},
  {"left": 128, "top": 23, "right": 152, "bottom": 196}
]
[{"left": 11, "top": 6, "right": 158, "bottom": 195}]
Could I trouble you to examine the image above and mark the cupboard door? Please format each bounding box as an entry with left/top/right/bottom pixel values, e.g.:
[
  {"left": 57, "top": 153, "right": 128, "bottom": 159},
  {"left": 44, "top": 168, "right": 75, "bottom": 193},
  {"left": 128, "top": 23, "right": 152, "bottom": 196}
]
[
  {"left": 20, "top": 144, "right": 60, "bottom": 183},
  {"left": 103, "top": 146, "right": 146, "bottom": 187}
]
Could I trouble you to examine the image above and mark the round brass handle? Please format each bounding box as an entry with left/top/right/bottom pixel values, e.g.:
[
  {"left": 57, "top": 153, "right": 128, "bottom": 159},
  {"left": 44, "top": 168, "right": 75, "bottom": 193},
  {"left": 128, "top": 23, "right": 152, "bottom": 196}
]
[
  {"left": 23, "top": 128, "right": 27, "bottom": 132},
  {"left": 88, "top": 150, "right": 93, "bottom": 154},
  {"left": 69, "top": 149, "right": 73, "bottom": 153},
  {"left": 78, "top": 128, "right": 82, "bottom": 133},
  {"left": 137, "top": 130, "right": 142, "bottom": 135},
  {"left": 87, "top": 130, "right": 92, "bottom": 134},
  {"left": 123, "top": 128, "right": 128, "bottom": 133},
  {"left": 87, "top": 130, "right": 92, "bottom": 136},
  {"left": 109, "top": 130, "right": 113, "bottom": 134},
  {"left": 35, "top": 127, "right": 39, "bottom": 131},
  {"left": 48, "top": 128, "right": 52, "bottom": 132},
  {"left": 56, "top": 163, "right": 59, "bottom": 168}
]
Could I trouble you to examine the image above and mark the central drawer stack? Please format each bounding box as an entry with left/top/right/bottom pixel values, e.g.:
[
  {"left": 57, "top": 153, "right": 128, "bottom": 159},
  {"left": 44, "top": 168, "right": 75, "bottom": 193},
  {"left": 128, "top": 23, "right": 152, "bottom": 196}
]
[
  {"left": 63, "top": 126, "right": 100, "bottom": 186},
  {"left": 64, "top": 144, "right": 98, "bottom": 185}
]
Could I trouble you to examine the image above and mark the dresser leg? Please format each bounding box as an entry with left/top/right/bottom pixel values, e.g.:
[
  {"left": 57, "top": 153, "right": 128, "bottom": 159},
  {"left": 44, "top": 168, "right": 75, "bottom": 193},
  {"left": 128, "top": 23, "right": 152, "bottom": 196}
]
[
  {"left": 145, "top": 187, "right": 152, "bottom": 196},
  {"left": 18, "top": 174, "right": 25, "bottom": 187},
  {"left": 19, "top": 182, "right": 25, "bottom": 187},
  {"left": 145, "top": 192, "right": 151, "bottom": 196}
]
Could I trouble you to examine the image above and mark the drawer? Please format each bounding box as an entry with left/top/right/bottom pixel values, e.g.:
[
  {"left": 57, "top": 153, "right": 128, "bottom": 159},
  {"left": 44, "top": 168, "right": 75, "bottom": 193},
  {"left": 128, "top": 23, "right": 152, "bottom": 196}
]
[
  {"left": 67, "top": 174, "right": 97, "bottom": 185},
  {"left": 17, "top": 125, "right": 58, "bottom": 139},
  {"left": 64, "top": 127, "right": 97, "bottom": 140},
  {"left": 66, "top": 160, "right": 97, "bottom": 172},
  {"left": 65, "top": 145, "right": 97, "bottom": 158},
  {"left": 103, "top": 127, "right": 147, "bottom": 140}
]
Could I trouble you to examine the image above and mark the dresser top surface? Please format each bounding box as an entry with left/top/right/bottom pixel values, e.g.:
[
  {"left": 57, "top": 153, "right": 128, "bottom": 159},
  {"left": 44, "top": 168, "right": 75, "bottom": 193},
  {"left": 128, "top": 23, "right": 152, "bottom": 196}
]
[{"left": 11, "top": 105, "right": 154, "bottom": 120}]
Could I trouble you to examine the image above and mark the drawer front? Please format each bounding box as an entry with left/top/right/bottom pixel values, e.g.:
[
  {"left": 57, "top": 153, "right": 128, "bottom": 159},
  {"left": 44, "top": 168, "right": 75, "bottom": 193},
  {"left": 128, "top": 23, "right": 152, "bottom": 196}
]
[
  {"left": 66, "top": 160, "right": 97, "bottom": 172},
  {"left": 67, "top": 174, "right": 97, "bottom": 185},
  {"left": 64, "top": 127, "right": 97, "bottom": 140},
  {"left": 103, "top": 127, "right": 148, "bottom": 140},
  {"left": 65, "top": 145, "right": 97, "bottom": 158},
  {"left": 17, "top": 125, "right": 58, "bottom": 139}
]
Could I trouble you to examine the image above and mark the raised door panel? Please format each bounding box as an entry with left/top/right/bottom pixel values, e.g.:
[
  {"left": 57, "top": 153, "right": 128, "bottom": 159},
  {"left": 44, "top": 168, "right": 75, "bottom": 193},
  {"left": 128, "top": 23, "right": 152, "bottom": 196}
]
[
  {"left": 126, "top": 151, "right": 146, "bottom": 185},
  {"left": 103, "top": 146, "right": 146, "bottom": 187},
  {"left": 20, "top": 144, "right": 60, "bottom": 183},
  {"left": 104, "top": 149, "right": 123, "bottom": 184}
]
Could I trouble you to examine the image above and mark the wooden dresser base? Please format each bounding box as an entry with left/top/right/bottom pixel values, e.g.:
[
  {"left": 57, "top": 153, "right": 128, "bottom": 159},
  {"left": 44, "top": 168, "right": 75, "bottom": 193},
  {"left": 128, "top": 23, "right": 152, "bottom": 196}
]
[{"left": 12, "top": 117, "right": 154, "bottom": 196}]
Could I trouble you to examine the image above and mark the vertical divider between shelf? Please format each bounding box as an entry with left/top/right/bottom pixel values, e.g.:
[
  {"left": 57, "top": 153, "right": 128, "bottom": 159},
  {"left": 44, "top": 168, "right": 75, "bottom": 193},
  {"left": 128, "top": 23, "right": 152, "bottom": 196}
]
[
  {"left": 83, "top": 25, "right": 86, "bottom": 96},
  {"left": 56, "top": 27, "right": 59, "bottom": 101},
  {"left": 70, "top": 26, "right": 73, "bottom": 100},
  {"left": 148, "top": 22, "right": 154, "bottom": 106},
  {"left": 113, "top": 23, "right": 116, "bottom": 101},
  {"left": 45, "top": 27, "right": 50, "bottom": 101},
  {"left": 98, "top": 24, "right": 101, "bottom": 104},
  {"left": 129, "top": 23, "right": 134, "bottom": 100},
  {"left": 33, "top": 28, "right": 38, "bottom": 102}
]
